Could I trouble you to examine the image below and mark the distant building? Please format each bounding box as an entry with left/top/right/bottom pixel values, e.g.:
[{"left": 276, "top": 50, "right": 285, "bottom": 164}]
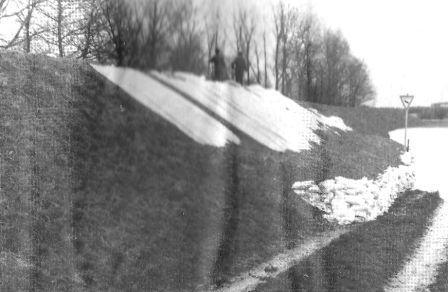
[{"left": 431, "top": 102, "right": 448, "bottom": 108}]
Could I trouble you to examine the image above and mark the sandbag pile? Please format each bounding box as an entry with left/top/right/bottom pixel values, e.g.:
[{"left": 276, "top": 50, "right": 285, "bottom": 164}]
[{"left": 292, "top": 153, "right": 415, "bottom": 225}]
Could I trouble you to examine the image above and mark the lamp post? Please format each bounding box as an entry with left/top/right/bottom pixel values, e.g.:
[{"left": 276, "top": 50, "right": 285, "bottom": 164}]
[{"left": 400, "top": 94, "right": 414, "bottom": 151}]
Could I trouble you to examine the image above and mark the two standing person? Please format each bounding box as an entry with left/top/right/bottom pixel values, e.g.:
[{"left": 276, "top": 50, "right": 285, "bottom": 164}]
[
  {"left": 209, "top": 49, "right": 247, "bottom": 85},
  {"left": 231, "top": 51, "right": 247, "bottom": 85},
  {"left": 209, "top": 48, "right": 226, "bottom": 81}
]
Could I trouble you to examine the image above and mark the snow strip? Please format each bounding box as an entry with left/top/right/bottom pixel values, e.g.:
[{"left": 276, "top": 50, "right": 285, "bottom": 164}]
[
  {"left": 384, "top": 128, "right": 448, "bottom": 291},
  {"left": 150, "top": 71, "right": 351, "bottom": 152},
  {"left": 92, "top": 64, "right": 351, "bottom": 152},
  {"left": 209, "top": 228, "right": 349, "bottom": 292},
  {"left": 292, "top": 152, "right": 415, "bottom": 225},
  {"left": 91, "top": 64, "right": 240, "bottom": 147},
  {"left": 307, "top": 107, "right": 352, "bottom": 132}
]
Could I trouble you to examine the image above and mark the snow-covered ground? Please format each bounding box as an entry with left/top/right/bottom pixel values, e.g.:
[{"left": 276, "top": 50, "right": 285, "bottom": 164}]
[
  {"left": 385, "top": 128, "right": 448, "bottom": 291},
  {"left": 91, "top": 65, "right": 351, "bottom": 152}
]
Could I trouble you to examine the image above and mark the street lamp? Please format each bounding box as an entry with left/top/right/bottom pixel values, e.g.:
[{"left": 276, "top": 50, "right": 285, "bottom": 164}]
[{"left": 400, "top": 94, "right": 414, "bottom": 151}]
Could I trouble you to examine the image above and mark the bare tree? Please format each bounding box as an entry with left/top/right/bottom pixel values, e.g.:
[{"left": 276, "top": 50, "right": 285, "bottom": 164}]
[
  {"left": 21, "top": 0, "right": 43, "bottom": 52},
  {"left": 142, "top": 0, "right": 170, "bottom": 69},
  {"left": 288, "top": 12, "right": 321, "bottom": 102},
  {"left": 263, "top": 30, "right": 268, "bottom": 87},
  {"left": 280, "top": 10, "right": 289, "bottom": 95},
  {"left": 273, "top": 4, "right": 280, "bottom": 90},
  {"left": 269, "top": 3, "right": 374, "bottom": 105},
  {"left": 73, "top": 0, "right": 113, "bottom": 62},
  {"left": 272, "top": 1, "right": 288, "bottom": 92},
  {"left": 100, "top": 0, "right": 125, "bottom": 64},
  {"left": 242, "top": 11, "right": 255, "bottom": 83},
  {"left": 0, "top": 0, "right": 8, "bottom": 15},
  {"left": 273, "top": 2, "right": 298, "bottom": 96},
  {"left": 232, "top": 11, "right": 242, "bottom": 53},
  {"left": 253, "top": 41, "right": 261, "bottom": 83},
  {"left": 205, "top": 5, "right": 226, "bottom": 69},
  {"left": 233, "top": 6, "right": 256, "bottom": 83},
  {"left": 301, "top": 14, "right": 320, "bottom": 102},
  {"left": 345, "top": 57, "right": 375, "bottom": 106},
  {"left": 33, "top": 0, "right": 87, "bottom": 57},
  {"left": 204, "top": 6, "right": 225, "bottom": 78},
  {"left": 168, "top": 0, "right": 205, "bottom": 74},
  {"left": 288, "top": 9, "right": 306, "bottom": 100},
  {"left": 0, "top": 0, "right": 43, "bottom": 49},
  {"left": 320, "top": 29, "right": 350, "bottom": 105},
  {"left": 55, "top": 0, "right": 63, "bottom": 56},
  {"left": 91, "top": 0, "right": 171, "bottom": 68},
  {"left": 99, "top": 0, "right": 144, "bottom": 66},
  {"left": 76, "top": 0, "right": 100, "bottom": 59}
]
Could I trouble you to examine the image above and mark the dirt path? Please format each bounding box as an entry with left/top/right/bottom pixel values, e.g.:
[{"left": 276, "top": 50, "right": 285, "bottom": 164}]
[
  {"left": 210, "top": 228, "right": 349, "bottom": 292},
  {"left": 386, "top": 128, "right": 448, "bottom": 291}
]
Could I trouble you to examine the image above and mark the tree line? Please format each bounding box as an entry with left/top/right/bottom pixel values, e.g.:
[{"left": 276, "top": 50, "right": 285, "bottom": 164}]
[{"left": 0, "top": 0, "right": 375, "bottom": 106}]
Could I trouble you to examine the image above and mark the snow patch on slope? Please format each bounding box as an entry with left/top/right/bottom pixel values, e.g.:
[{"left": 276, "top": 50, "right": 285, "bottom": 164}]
[
  {"left": 91, "top": 65, "right": 351, "bottom": 152},
  {"left": 308, "top": 108, "right": 352, "bottom": 132},
  {"left": 292, "top": 152, "right": 415, "bottom": 224},
  {"left": 91, "top": 65, "right": 240, "bottom": 147},
  {"left": 150, "top": 71, "right": 351, "bottom": 152}
]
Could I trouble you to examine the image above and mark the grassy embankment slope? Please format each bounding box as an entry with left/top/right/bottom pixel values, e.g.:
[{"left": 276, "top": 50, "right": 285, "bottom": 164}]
[
  {"left": 0, "top": 51, "right": 416, "bottom": 291},
  {"left": 308, "top": 102, "right": 422, "bottom": 137},
  {"left": 430, "top": 253, "right": 448, "bottom": 291},
  {"left": 256, "top": 190, "right": 441, "bottom": 291}
]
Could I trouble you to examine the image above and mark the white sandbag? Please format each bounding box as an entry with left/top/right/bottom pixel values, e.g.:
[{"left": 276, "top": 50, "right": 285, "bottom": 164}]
[
  {"left": 308, "top": 185, "right": 321, "bottom": 193},
  {"left": 345, "top": 195, "right": 366, "bottom": 206},
  {"left": 291, "top": 152, "right": 416, "bottom": 225},
  {"left": 344, "top": 188, "right": 362, "bottom": 197},
  {"left": 292, "top": 180, "right": 315, "bottom": 190},
  {"left": 318, "top": 180, "right": 336, "bottom": 192},
  {"left": 293, "top": 190, "right": 307, "bottom": 196}
]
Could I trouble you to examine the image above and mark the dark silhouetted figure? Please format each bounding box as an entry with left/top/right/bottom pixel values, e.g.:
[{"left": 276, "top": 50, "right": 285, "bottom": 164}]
[
  {"left": 231, "top": 51, "right": 247, "bottom": 85},
  {"left": 210, "top": 48, "right": 226, "bottom": 81}
]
